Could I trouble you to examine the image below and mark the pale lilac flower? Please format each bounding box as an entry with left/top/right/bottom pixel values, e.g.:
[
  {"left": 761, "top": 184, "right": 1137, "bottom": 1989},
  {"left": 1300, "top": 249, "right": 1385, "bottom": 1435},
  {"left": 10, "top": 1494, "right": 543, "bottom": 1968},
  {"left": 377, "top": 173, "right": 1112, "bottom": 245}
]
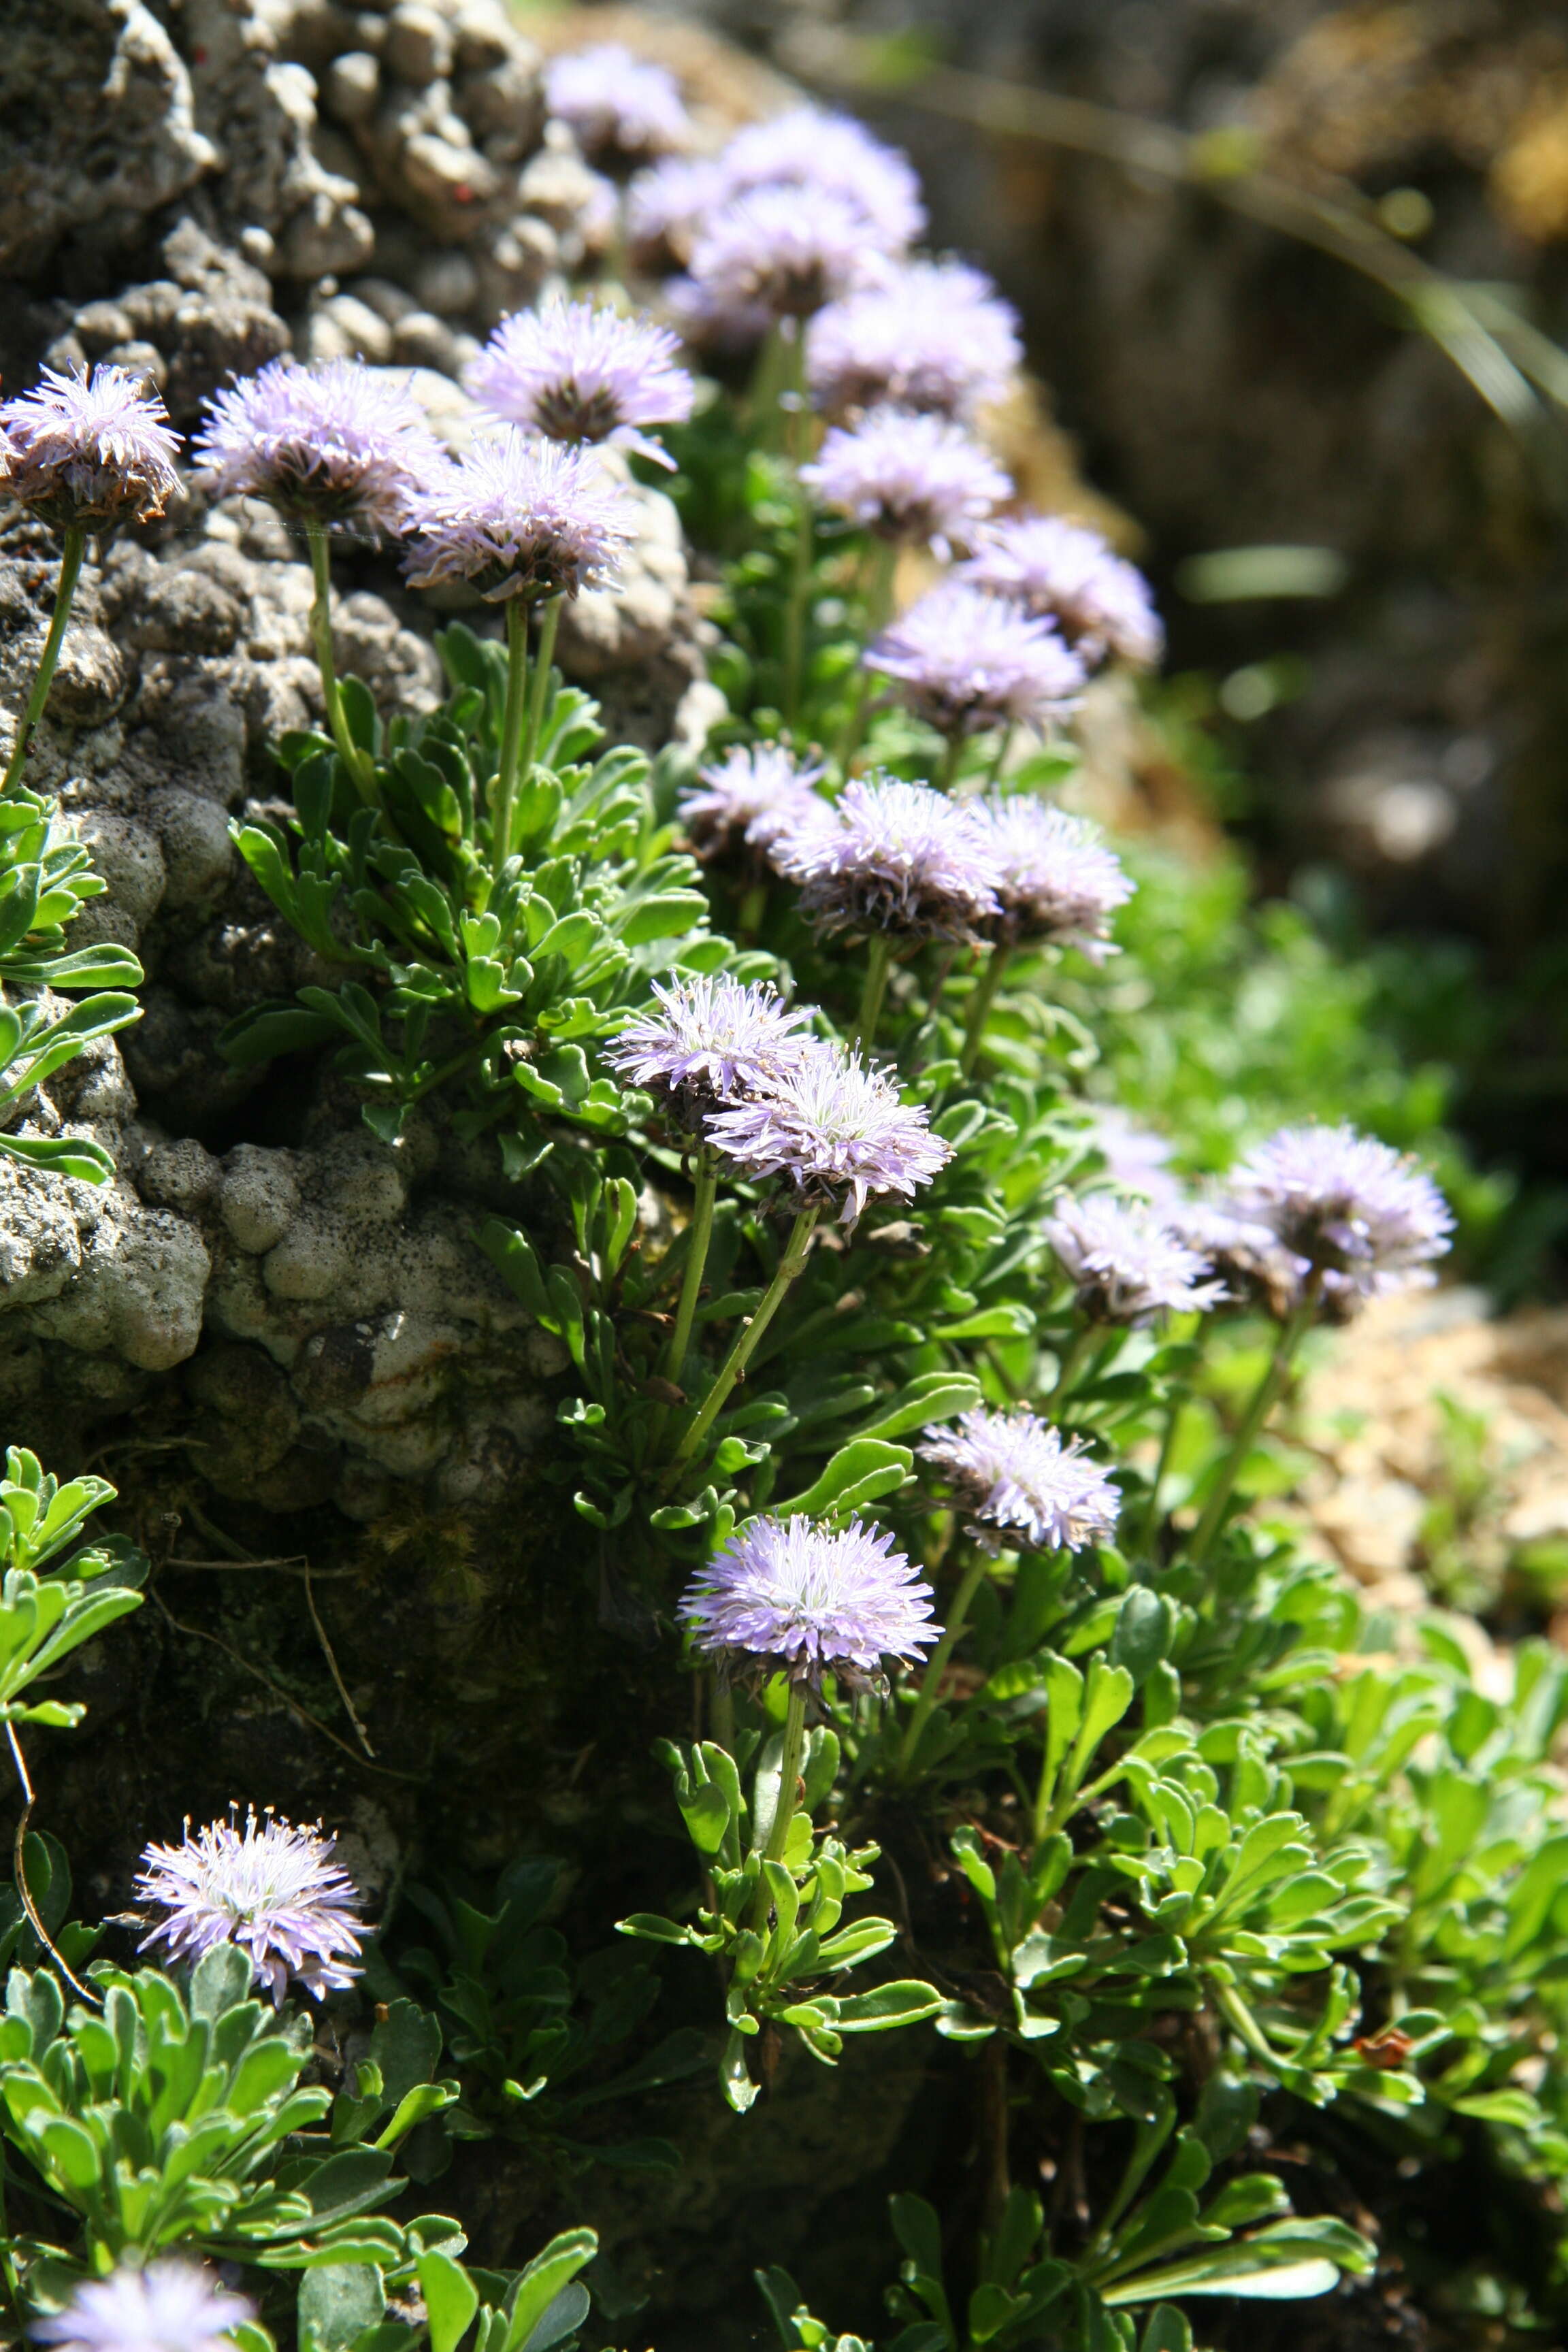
[
  {"left": 467, "top": 297, "right": 693, "bottom": 468},
  {"left": 1226, "top": 1123, "right": 1452, "bottom": 1307},
  {"left": 871, "top": 588, "right": 1086, "bottom": 740},
  {"left": 1167, "top": 1194, "right": 1309, "bottom": 1321},
  {"left": 772, "top": 773, "right": 1002, "bottom": 945},
  {"left": 806, "top": 259, "right": 1021, "bottom": 421},
  {"left": 1081, "top": 1106, "right": 1183, "bottom": 1211},
  {"left": 717, "top": 109, "right": 925, "bottom": 252},
  {"left": 802, "top": 410, "right": 1008, "bottom": 555},
  {"left": 706, "top": 1041, "right": 953, "bottom": 1226},
  {"left": 664, "top": 272, "right": 774, "bottom": 358},
  {"left": 37, "top": 2262, "right": 253, "bottom": 2352},
  {"left": 961, "top": 514, "right": 1164, "bottom": 669},
  {"left": 684, "top": 185, "right": 878, "bottom": 325},
  {"left": 1, "top": 363, "right": 181, "bottom": 530},
  {"left": 625, "top": 155, "right": 728, "bottom": 271},
  {"left": 678, "top": 742, "right": 828, "bottom": 863},
  {"left": 604, "top": 974, "right": 815, "bottom": 1124},
  {"left": 544, "top": 43, "right": 690, "bottom": 166},
  {"left": 193, "top": 357, "right": 441, "bottom": 531},
  {"left": 135, "top": 1807, "right": 364, "bottom": 2005},
  {"left": 974, "top": 796, "right": 1132, "bottom": 956},
  {"left": 400, "top": 431, "right": 636, "bottom": 603},
  {"left": 1045, "top": 1192, "right": 1227, "bottom": 1326},
  {"left": 920, "top": 1408, "right": 1121, "bottom": 1554},
  {"left": 680, "top": 1513, "right": 939, "bottom": 1690}
]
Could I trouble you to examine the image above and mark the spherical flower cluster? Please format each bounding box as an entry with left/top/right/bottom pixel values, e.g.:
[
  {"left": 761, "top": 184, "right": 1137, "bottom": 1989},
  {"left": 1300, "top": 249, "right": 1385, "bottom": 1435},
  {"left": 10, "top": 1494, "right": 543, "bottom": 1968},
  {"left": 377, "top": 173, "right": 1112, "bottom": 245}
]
[
  {"left": 1082, "top": 1106, "right": 1183, "bottom": 1212},
  {"left": 802, "top": 410, "right": 1009, "bottom": 555},
  {"left": 806, "top": 259, "right": 1022, "bottom": 421},
  {"left": 870, "top": 587, "right": 1086, "bottom": 740},
  {"left": 1167, "top": 1194, "right": 1308, "bottom": 1322},
  {"left": 604, "top": 974, "right": 815, "bottom": 1124},
  {"left": 37, "top": 2263, "right": 253, "bottom": 2352},
  {"left": 400, "top": 431, "right": 636, "bottom": 603},
  {"left": 677, "top": 742, "right": 828, "bottom": 864},
  {"left": 973, "top": 796, "right": 1134, "bottom": 957},
  {"left": 1226, "top": 1122, "right": 1453, "bottom": 1307},
  {"left": 680, "top": 1512, "right": 939, "bottom": 1690},
  {"left": 466, "top": 297, "right": 693, "bottom": 467},
  {"left": 921, "top": 1408, "right": 1122, "bottom": 1554},
  {"left": 625, "top": 155, "right": 727, "bottom": 272},
  {"left": 772, "top": 773, "right": 1002, "bottom": 946},
  {"left": 683, "top": 184, "right": 879, "bottom": 325},
  {"left": 193, "top": 357, "right": 440, "bottom": 532},
  {"left": 544, "top": 42, "right": 690, "bottom": 166},
  {"left": 706, "top": 1041, "right": 953, "bottom": 1226},
  {"left": 1, "top": 363, "right": 182, "bottom": 531},
  {"left": 962, "top": 514, "right": 1164, "bottom": 669},
  {"left": 135, "top": 1807, "right": 365, "bottom": 2005},
  {"left": 717, "top": 108, "right": 926, "bottom": 252},
  {"left": 1045, "top": 1192, "right": 1227, "bottom": 1327}
]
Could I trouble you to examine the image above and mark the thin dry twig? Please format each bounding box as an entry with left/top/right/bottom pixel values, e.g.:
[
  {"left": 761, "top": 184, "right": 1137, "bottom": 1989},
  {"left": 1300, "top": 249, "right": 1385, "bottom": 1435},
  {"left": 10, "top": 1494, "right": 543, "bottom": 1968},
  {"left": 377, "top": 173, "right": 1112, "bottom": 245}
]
[
  {"left": 303, "top": 1556, "right": 376, "bottom": 1760},
  {"left": 5, "top": 1723, "right": 101, "bottom": 2006}
]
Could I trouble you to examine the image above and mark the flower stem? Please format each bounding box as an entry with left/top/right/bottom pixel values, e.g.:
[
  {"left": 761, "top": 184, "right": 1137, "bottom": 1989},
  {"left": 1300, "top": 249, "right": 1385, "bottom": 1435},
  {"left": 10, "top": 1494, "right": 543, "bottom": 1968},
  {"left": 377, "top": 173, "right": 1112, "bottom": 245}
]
[
  {"left": 1046, "top": 1321, "right": 1100, "bottom": 1409},
  {"left": 3, "top": 525, "right": 86, "bottom": 794},
  {"left": 749, "top": 1681, "right": 810, "bottom": 1929},
  {"left": 490, "top": 595, "right": 531, "bottom": 872},
  {"left": 935, "top": 732, "right": 964, "bottom": 794},
  {"left": 519, "top": 591, "right": 561, "bottom": 795},
  {"left": 666, "top": 1207, "right": 819, "bottom": 1483},
  {"left": 960, "top": 941, "right": 1013, "bottom": 1077},
  {"left": 665, "top": 1148, "right": 720, "bottom": 1384},
  {"left": 855, "top": 934, "right": 894, "bottom": 1050},
  {"left": 306, "top": 522, "right": 376, "bottom": 803},
  {"left": 983, "top": 723, "right": 1015, "bottom": 791},
  {"left": 1137, "top": 1395, "right": 1183, "bottom": 1557},
  {"left": 738, "top": 878, "right": 769, "bottom": 941},
  {"left": 1186, "top": 1273, "right": 1322, "bottom": 1567},
  {"left": 865, "top": 536, "right": 898, "bottom": 634},
  {"left": 782, "top": 330, "right": 814, "bottom": 724},
  {"left": 900, "top": 1552, "right": 989, "bottom": 1773}
]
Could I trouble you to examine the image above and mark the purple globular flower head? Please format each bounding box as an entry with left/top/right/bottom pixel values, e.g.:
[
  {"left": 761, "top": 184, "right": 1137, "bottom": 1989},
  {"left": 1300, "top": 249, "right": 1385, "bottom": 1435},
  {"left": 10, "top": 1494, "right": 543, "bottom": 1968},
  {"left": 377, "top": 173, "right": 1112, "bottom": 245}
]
[
  {"left": 684, "top": 184, "right": 879, "bottom": 325},
  {"left": 920, "top": 1408, "right": 1121, "bottom": 1555},
  {"left": 802, "top": 410, "right": 1009, "bottom": 555},
  {"left": 973, "top": 796, "right": 1132, "bottom": 957},
  {"left": 603, "top": 973, "right": 815, "bottom": 1127},
  {"left": 716, "top": 108, "right": 926, "bottom": 252},
  {"left": 806, "top": 259, "right": 1021, "bottom": 421},
  {"left": 36, "top": 2261, "right": 253, "bottom": 2352},
  {"left": 1, "top": 363, "right": 181, "bottom": 532},
  {"left": 1226, "top": 1122, "right": 1453, "bottom": 1309},
  {"left": 1045, "top": 1192, "right": 1228, "bottom": 1327},
  {"left": 680, "top": 1513, "right": 939, "bottom": 1692},
  {"left": 870, "top": 587, "right": 1086, "bottom": 741},
  {"left": 192, "top": 357, "right": 442, "bottom": 532},
  {"left": 1081, "top": 1105, "right": 1183, "bottom": 1211},
  {"left": 1167, "top": 1194, "right": 1309, "bottom": 1322},
  {"left": 466, "top": 297, "right": 694, "bottom": 468},
  {"left": 544, "top": 42, "right": 690, "bottom": 167},
  {"left": 135, "top": 1806, "right": 365, "bottom": 2005},
  {"left": 961, "top": 514, "right": 1164, "bottom": 670},
  {"left": 706, "top": 1040, "right": 953, "bottom": 1226},
  {"left": 625, "top": 154, "right": 728, "bottom": 272},
  {"left": 400, "top": 431, "right": 636, "bottom": 604},
  {"left": 677, "top": 742, "right": 828, "bottom": 865},
  {"left": 772, "top": 772, "right": 1002, "bottom": 947}
]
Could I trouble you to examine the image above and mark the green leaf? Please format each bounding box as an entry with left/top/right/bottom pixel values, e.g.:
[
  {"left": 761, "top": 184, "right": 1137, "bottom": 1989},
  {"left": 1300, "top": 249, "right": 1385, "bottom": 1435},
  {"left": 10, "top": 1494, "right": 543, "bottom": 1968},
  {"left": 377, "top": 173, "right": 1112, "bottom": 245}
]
[
  {"left": 0, "top": 1132, "right": 116, "bottom": 1183},
  {"left": 777, "top": 1441, "right": 913, "bottom": 1519},
  {"left": 419, "top": 2253, "right": 479, "bottom": 2352},
  {"left": 299, "top": 2265, "right": 385, "bottom": 2352},
  {"left": 502, "top": 2230, "right": 599, "bottom": 2352},
  {"left": 832, "top": 1981, "right": 943, "bottom": 2031}
]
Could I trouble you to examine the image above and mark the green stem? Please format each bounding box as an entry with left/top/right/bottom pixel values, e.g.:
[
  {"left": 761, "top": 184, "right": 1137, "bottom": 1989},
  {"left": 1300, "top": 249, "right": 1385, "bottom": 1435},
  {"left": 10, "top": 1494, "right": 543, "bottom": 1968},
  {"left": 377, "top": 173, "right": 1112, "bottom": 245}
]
[
  {"left": 855, "top": 935, "right": 894, "bottom": 1051},
  {"left": 960, "top": 940, "right": 1013, "bottom": 1077},
  {"left": 983, "top": 723, "right": 1015, "bottom": 790},
  {"left": 665, "top": 1149, "right": 719, "bottom": 1383},
  {"left": 749, "top": 1681, "right": 810, "bottom": 1929},
  {"left": 3, "top": 525, "right": 86, "bottom": 793},
  {"left": 490, "top": 596, "right": 532, "bottom": 872},
  {"left": 1137, "top": 1396, "right": 1183, "bottom": 1557},
  {"left": 1046, "top": 1321, "right": 1100, "bottom": 1410},
  {"left": 306, "top": 523, "right": 376, "bottom": 802},
  {"left": 710, "top": 1675, "right": 736, "bottom": 1754},
  {"left": 935, "top": 732, "right": 964, "bottom": 793},
  {"left": 1186, "top": 1272, "right": 1322, "bottom": 1567},
  {"left": 519, "top": 592, "right": 561, "bottom": 793},
  {"left": 864, "top": 536, "right": 898, "bottom": 634},
  {"left": 737, "top": 878, "right": 769, "bottom": 941},
  {"left": 900, "top": 1552, "right": 989, "bottom": 1771},
  {"left": 666, "top": 1207, "right": 819, "bottom": 1483},
  {"left": 783, "top": 331, "right": 814, "bottom": 724}
]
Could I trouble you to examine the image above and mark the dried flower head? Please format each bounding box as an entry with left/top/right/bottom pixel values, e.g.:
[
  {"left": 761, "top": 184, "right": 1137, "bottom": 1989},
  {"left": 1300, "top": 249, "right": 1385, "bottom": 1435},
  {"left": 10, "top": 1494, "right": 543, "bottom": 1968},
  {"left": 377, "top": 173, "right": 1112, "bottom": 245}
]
[
  {"left": 921, "top": 1408, "right": 1122, "bottom": 1554},
  {"left": 1226, "top": 1122, "right": 1453, "bottom": 1307},
  {"left": 135, "top": 1806, "right": 365, "bottom": 2004},
  {"left": 973, "top": 796, "right": 1133, "bottom": 957},
  {"left": 625, "top": 154, "right": 728, "bottom": 271},
  {"left": 1045, "top": 1192, "right": 1227, "bottom": 1326},
  {"left": 544, "top": 42, "right": 690, "bottom": 166},
  {"left": 680, "top": 1513, "right": 939, "bottom": 1690},
  {"left": 1, "top": 363, "right": 182, "bottom": 531},
  {"left": 706, "top": 1041, "right": 953, "bottom": 1226},
  {"left": 802, "top": 410, "right": 1009, "bottom": 555},
  {"left": 192, "top": 357, "right": 441, "bottom": 532},
  {"left": 772, "top": 773, "right": 1002, "bottom": 946},
  {"left": 806, "top": 259, "right": 1021, "bottom": 421},
  {"left": 604, "top": 973, "right": 815, "bottom": 1126},
  {"left": 1167, "top": 1194, "right": 1309, "bottom": 1322},
  {"left": 961, "top": 514, "right": 1164, "bottom": 668},
  {"left": 677, "top": 742, "right": 829, "bottom": 864},
  {"left": 717, "top": 109, "right": 926, "bottom": 252},
  {"left": 37, "top": 2263, "right": 253, "bottom": 2352},
  {"left": 400, "top": 431, "right": 636, "bottom": 603},
  {"left": 684, "top": 184, "right": 878, "bottom": 324},
  {"left": 870, "top": 588, "right": 1086, "bottom": 740},
  {"left": 466, "top": 297, "right": 693, "bottom": 468}
]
